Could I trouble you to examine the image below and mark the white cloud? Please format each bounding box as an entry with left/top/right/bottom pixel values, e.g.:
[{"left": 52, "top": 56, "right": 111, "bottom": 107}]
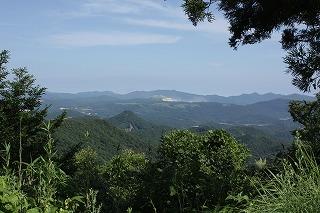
[
  {"left": 52, "top": 0, "right": 228, "bottom": 37},
  {"left": 50, "top": 32, "right": 181, "bottom": 47},
  {"left": 124, "top": 18, "right": 228, "bottom": 34},
  {"left": 125, "top": 18, "right": 193, "bottom": 30},
  {"left": 81, "top": 0, "right": 140, "bottom": 15},
  {"left": 60, "top": 0, "right": 182, "bottom": 18}
]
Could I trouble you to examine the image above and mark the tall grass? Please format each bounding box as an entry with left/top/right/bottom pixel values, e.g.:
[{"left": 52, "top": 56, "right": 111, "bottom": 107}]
[
  {"left": 0, "top": 121, "right": 102, "bottom": 212},
  {"left": 0, "top": 143, "right": 29, "bottom": 212},
  {"left": 245, "top": 139, "right": 320, "bottom": 212},
  {"left": 24, "top": 121, "right": 67, "bottom": 209}
]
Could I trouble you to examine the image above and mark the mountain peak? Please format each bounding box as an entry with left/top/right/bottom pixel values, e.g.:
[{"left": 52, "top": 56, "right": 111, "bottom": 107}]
[
  {"left": 108, "top": 111, "right": 150, "bottom": 131},
  {"left": 118, "top": 110, "right": 137, "bottom": 117}
]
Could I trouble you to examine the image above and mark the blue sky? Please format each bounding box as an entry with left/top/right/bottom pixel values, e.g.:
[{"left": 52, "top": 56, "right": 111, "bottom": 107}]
[{"left": 0, "top": 0, "right": 303, "bottom": 96}]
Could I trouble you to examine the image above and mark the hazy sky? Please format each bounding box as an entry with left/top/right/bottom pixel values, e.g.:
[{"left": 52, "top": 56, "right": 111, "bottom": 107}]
[{"left": 0, "top": 0, "right": 305, "bottom": 96}]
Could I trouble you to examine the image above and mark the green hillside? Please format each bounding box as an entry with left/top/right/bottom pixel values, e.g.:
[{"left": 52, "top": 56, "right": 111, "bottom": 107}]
[
  {"left": 191, "top": 124, "right": 292, "bottom": 159},
  {"left": 54, "top": 111, "right": 292, "bottom": 162},
  {"left": 108, "top": 110, "right": 170, "bottom": 145},
  {"left": 54, "top": 117, "right": 152, "bottom": 161},
  {"left": 228, "top": 126, "right": 291, "bottom": 158}
]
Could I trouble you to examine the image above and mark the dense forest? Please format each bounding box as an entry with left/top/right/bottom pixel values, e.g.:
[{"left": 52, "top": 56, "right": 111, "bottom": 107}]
[{"left": 1, "top": 0, "right": 320, "bottom": 212}]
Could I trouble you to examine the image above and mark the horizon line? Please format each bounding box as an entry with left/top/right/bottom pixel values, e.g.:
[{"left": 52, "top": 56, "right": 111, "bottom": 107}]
[{"left": 45, "top": 89, "right": 314, "bottom": 97}]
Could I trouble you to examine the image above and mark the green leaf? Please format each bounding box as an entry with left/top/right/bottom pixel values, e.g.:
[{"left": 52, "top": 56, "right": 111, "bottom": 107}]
[
  {"left": 27, "top": 208, "right": 41, "bottom": 213},
  {"left": 169, "top": 186, "right": 176, "bottom": 196}
]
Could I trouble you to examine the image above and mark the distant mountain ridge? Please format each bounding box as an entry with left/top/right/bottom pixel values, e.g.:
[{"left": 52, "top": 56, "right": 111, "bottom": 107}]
[
  {"left": 45, "top": 97, "right": 300, "bottom": 128},
  {"left": 108, "top": 110, "right": 159, "bottom": 131},
  {"left": 45, "top": 90, "right": 314, "bottom": 105}
]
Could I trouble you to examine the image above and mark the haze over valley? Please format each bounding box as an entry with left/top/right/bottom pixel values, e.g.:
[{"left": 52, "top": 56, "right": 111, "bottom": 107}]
[
  {"left": 48, "top": 90, "right": 313, "bottom": 159},
  {"left": 45, "top": 90, "right": 313, "bottom": 127}
]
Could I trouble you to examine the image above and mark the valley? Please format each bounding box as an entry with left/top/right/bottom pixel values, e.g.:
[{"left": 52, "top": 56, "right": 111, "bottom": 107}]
[{"left": 49, "top": 90, "right": 307, "bottom": 161}]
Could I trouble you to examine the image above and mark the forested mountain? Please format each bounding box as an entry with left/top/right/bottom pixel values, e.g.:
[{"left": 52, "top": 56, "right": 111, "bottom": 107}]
[
  {"left": 46, "top": 97, "right": 296, "bottom": 128},
  {"left": 47, "top": 92, "right": 299, "bottom": 161},
  {"left": 45, "top": 90, "right": 314, "bottom": 105},
  {"left": 206, "top": 93, "right": 314, "bottom": 105},
  {"left": 54, "top": 117, "right": 152, "bottom": 161},
  {"left": 108, "top": 110, "right": 170, "bottom": 146},
  {"left": 108, "top": 110, "right": 164, "bottom": 131},
  {"left": 54, "top": 111, "right": 293, "bottom": 161},
  {"left": 192, "top": 124, "right": 292, "bottom": 158}
]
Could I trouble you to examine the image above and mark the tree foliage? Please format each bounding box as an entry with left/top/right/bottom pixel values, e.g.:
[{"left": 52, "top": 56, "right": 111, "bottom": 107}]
[
  {"left": 181, "top": 0, "right": 320, "bottom": 92},
  {"left": 101, "top": 149, "right": 149, "bottom": 211},
  {"left": 289, "top": 94, "right": 320, "bottom": 160},
  {"left": 0, "top": 50, "right": 65, "bottom": 168},
  {"left": 154, "top": 130, "right": 249, "bottom": 211},
  {"left": 73, "top": 147, "right": 100, "bottom": 193}
]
